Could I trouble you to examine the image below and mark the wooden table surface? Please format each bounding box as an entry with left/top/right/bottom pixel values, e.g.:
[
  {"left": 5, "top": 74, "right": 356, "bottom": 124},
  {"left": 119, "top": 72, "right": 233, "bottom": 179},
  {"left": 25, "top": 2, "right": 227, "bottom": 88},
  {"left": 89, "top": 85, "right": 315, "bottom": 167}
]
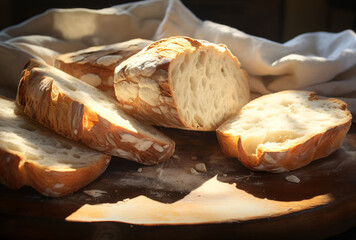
[{"left": 0, "top": 125, "right": 355, "bottom": 240}]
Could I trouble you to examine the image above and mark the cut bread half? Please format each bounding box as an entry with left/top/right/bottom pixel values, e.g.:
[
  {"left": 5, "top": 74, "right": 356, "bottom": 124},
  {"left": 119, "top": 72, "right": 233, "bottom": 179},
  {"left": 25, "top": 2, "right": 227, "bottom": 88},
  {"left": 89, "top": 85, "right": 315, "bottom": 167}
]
[
  {"left": 17, "top": 59, "right": 175, "bottom": 165},
  {"left": 114, "top": 36, "right": 250, "bottom": 131},
  {"left": 55, "top": 38, "right": 152, "bottom": 97},
  {"left": 216, "top": 90, "right": 352, "bottom": 173},
  {"left": 0, "top": 96, "right": 111, "bottom": 197}
]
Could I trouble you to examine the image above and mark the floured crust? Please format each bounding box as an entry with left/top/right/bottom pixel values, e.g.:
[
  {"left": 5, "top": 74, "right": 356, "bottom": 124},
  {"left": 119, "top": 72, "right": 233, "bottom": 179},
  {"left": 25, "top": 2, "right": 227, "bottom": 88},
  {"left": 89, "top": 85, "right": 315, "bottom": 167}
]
[
  {"left": 17, "top": 59, "right": 175, "bottom": 165},
  {"left": 0, "top": 96, "right": 111, "bottom": 197},
  {"left": 55, "top": 38, "right": 152, "bottom": 97},
  {"left": 216, "top": 90, "right": 352, "bottom": 173},
  {"left": 114, "top": 36, "right": 249, "bottom": 131}
]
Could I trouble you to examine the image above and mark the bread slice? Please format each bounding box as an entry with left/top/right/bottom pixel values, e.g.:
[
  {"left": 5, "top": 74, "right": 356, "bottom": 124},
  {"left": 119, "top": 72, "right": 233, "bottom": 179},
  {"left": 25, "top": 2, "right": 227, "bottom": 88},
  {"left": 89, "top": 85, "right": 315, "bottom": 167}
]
[
  {"left": 216, "top": 90, "right": 352, "bottom": 173},
  {"left": 55, "top": 38, "right": 152, "bottom": 97},
  {"left": 17, "top": 59, "right": 175, "bottom": 165},
  {"left": 0, "top": 96, "right": 111, "bottom": 197},
  {"left": 114, "top": 36, "right": 250, "bottom": 131}
]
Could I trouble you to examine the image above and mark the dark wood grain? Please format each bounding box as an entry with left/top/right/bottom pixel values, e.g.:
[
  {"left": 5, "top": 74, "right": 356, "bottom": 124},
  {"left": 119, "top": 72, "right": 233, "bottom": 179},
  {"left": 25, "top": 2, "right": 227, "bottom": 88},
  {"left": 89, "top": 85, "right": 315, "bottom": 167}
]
[{"left": 0, "top": 125, "right": 355, "bottom": 240}]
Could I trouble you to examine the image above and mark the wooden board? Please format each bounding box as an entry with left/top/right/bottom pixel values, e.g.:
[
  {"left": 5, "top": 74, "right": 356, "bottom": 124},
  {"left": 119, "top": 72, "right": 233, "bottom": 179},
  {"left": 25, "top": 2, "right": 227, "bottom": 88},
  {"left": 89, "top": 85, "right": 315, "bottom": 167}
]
[{"left": 0, "top": 125, "right": 355, "bottom": 240}]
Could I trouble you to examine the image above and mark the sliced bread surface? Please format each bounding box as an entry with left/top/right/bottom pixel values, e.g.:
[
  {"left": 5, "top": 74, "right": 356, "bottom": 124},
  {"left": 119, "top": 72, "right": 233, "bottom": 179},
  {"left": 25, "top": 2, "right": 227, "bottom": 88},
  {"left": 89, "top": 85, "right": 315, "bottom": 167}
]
[
  {"left": 216, "top": 90, "right": 352, "bottom": 172},
  {"left": 0, "top": 96, "right": 111, "bottom": 197},
  {"left": 114, "top": 36, "right": 250, "bottom": 131},
  {"left": 17, "top": 59, "right": 175, "bottom": 165}
]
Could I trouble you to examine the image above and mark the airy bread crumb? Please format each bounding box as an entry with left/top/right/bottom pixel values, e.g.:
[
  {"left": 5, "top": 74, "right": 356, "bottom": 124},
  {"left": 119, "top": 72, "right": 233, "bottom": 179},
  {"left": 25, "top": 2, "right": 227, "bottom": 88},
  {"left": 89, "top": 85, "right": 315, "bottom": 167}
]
[{"left": 217, "top": 90, "right": 352, "bottom": 172}]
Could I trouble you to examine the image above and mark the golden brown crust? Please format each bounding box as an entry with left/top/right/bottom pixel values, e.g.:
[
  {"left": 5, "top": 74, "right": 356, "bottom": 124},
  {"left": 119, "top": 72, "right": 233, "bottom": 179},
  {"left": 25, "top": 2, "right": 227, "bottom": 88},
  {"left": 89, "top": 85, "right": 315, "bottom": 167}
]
[
  {"left": 24, "top": 157, "right": 110, "bottom": 197},
  {"left": 17, "top": 59, "right": 175, "bottom": 165},
  {"left": 237, "top": 119, "right": 352, "bottom": 172},
  {"left": 0, "top": 148, "right": 110, "bottom": 197},
  {"left": 114, "top": 36, "right": 248, "bottom": 131},
  {"left": 115, "top": 37, "right": 198, "bottom": 130},
  {"left": 215, "top": 131, "right": 239, "bottom": 157},
  {"left": 0, "top": 150, "right": 25, "bottom": 189}
]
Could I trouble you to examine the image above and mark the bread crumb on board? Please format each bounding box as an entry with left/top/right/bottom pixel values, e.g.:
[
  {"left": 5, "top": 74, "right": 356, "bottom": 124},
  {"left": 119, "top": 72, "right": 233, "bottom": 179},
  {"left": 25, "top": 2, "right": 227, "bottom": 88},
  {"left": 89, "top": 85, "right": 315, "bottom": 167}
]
[
  {"left": 156, "top": 168, "right": 164, "bottom": 177},
  {"left": 285, "top": 175, "right": 301, "bottom": 183},
  {"left": 194, "top": 163, "right": 207, "bottom": 172},
  {"left": 83, "top": 189, "right": 108, "bottom": 197},
  {"left": 137, "top": 167, "right": 143, "bottom": 173},
  {"left": 190, "top": 168, "right": 199, "bottom": 175}
]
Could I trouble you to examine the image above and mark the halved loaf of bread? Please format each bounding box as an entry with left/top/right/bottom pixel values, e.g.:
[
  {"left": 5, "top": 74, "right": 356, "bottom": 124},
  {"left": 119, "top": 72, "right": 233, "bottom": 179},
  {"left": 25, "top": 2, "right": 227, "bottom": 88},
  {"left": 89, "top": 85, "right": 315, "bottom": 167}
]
[
  {"left": 17, "top": 59, "right": 175, "bottom": 165},
  {"left": 0, "top": 96, "right": 111, "bottom": 197},
  {"left": 114, "top": 36, "right": 250, "bottom": 131},
  {"left": 55, "top": 38, "right": 152, "bottom": 97},
  {"left": 216, "top": 90, "right": 352, "bottom": 173}
]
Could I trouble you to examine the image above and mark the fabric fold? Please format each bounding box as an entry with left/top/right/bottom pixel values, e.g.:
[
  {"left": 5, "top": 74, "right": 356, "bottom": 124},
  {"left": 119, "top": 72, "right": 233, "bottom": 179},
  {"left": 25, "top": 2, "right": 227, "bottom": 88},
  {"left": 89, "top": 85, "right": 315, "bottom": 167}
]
[{"left": 0, "top": 0, "right": 355, "bottom": 120}]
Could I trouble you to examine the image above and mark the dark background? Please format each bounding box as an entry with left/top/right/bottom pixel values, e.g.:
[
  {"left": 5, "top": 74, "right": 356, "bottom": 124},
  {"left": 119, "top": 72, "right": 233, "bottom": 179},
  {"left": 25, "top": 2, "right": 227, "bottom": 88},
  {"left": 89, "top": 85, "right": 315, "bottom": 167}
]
[
  {"left": 0, "top": 0, "right": 355, "bottom": 239},
  {"left": 0, "top": 0, "right": 355, "bottom": 42}
]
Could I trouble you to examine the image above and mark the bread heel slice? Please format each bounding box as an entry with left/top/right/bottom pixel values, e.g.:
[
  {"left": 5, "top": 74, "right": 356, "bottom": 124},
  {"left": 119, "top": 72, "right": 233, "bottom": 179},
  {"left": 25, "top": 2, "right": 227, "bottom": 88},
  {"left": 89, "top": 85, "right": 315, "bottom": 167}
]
[
  {"left": 0, "top": 96, "right": 111, "bottom": 197},
  {"left": 114, "top": 36, "right": 250, "bottom": 131},
  {"left": 216, "top": 90, "right": 352, "bottom": 173},
  {"left": 17, "top": 59, "right": 175, "bottom": 165}
]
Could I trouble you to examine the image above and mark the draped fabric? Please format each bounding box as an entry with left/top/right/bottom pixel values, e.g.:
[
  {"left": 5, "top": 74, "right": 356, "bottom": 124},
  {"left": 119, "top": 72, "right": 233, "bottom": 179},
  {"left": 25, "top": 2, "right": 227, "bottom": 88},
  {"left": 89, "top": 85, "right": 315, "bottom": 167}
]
[{"left": 1, "top": 0, "right": 355, "bottom": 120}]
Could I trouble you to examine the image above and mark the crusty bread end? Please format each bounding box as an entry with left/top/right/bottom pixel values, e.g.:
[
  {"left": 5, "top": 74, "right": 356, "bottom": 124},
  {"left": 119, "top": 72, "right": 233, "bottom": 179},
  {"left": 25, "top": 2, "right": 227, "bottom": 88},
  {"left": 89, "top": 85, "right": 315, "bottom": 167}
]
[{"left": 216, "top": 90, "right": 352, "bottom": 172}]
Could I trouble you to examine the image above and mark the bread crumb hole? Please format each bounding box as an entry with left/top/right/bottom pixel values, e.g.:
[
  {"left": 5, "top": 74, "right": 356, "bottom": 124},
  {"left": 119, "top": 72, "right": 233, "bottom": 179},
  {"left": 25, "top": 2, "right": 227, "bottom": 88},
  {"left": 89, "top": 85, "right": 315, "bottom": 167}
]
[
  {"left": 189, "top": 77, "right": 197, "bottom": 91},
  {"left": 198, "top": 51, "right": 206, "bottom": 64},
  {"left": 205, "top": 68, "right": 211, "bottom": 79},
  {"left": 179, "top": 62, "right": 185, "bottom": 72},
  {"left": 221, "top": 67, "right": 227, "bottom": 77}
]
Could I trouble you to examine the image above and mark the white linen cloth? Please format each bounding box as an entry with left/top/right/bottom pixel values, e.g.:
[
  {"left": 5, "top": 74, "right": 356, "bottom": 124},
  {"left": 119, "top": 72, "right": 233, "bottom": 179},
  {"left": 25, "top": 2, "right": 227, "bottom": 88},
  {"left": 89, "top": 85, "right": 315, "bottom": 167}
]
[{"left": 1, "top": 0, "right": 355, "bottom": 121}]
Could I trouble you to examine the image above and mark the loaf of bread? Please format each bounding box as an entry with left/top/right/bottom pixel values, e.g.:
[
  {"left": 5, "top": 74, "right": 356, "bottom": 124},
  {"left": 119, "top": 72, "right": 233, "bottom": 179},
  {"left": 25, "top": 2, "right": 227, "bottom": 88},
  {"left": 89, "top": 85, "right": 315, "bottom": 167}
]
[
  {"left": 17, "top": 59, "right": 175, "bottom": 165},
  {"left": 216, "top": 90, "right": 352, "bottom": 173},
  {"left": 55, "top": 38, "right": 152, "bottom": 96},
  {"left": 0, "top": 96, "right": 111, "bottom": 197},
  {"left": 114, "top": 36, "right": 250, "bottom": 131}
]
